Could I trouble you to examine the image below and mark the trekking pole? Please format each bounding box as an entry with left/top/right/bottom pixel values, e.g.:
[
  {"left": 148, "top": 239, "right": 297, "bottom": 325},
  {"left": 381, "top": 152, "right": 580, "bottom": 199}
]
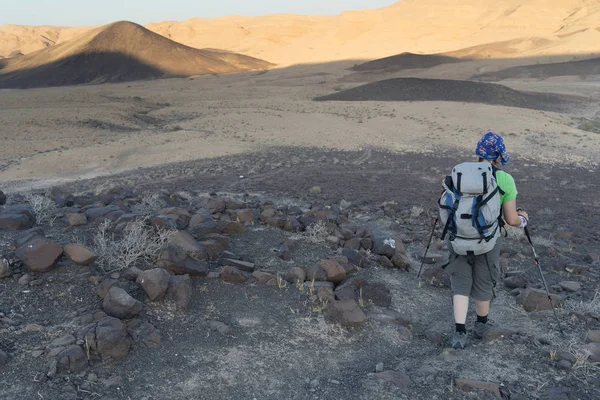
[
  {"left": 417, "top": 217, "right": 438, "bottom": 286},
  {"left": 522, "top": 224, "right": 566, "bottom": 337}
]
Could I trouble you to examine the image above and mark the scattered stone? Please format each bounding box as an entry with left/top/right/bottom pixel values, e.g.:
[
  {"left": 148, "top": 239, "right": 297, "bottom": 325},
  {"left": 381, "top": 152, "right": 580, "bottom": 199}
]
[
  {"left": 372, "top": 237, "right": 396, "bottom": 258},
  {"left": 504, "top": 274, "right": 527, "bottom": 289},
  {"left": 15, "top": 237, "right": 63, "bottom": 273},
  {"left": 168, "top": 231, "right": 207, "bottom": 260},
  {"left": 360, "top": 238, "right": 373, "bottom": 251},
  {"left": 167, "top": 274, "right": 192, "bottom": 310},
  {"left": 23, "top": 324, "right": 44, "bottom": 333},
  {"left": 335, "top": 286, "right": 358, "bottom": 302},
  {"left": 425, "top": 327, "right": 446, "bottom": 344},
  {"left": 396, "top": 326, "right": 413, "bottom": 341},
  {"left": 361, "top": 283, "right": 392, "bottom": 308},
  {"left": 341, "top": 248, "right": 366, "bottom": 268},
  {"left": 323, "top": 300, "right": 367, "bottom": 327},
  {"left": 580, "top": 342, "right": 600, "bottom": 362},
  {"left": 375, "top": 362, "right": 384, "bottom": 373},
  {"left": 371, "top": 370, "right": 411, "bottom": 389},
  {"left": 253, "top": 270, "right": 278, "bottom": 285},
  {"left": 558, "top": 281, "right": 581, "bottom": 293},
  {"left": 103, "top": 287, "right": 143, "bottom": 319},
  {"left": 278, "top": 244, "right": 291, "bottom": 261},
  {"left": 455, "top": 379, "right": 501, "bottom": 398},
  {"left": 127, "top": 319, "right": 161, "bottom": 349},
  {"left": 65, "top": 213, "right": 87, "bottom": 226},
  {"left": 160, "top": 207, "right": 191, "bottom": 229},
  {"left": 556, "top": 360, "right": 572, "bottom": 371},
  {"left": 379, "top": 256, "right": 393, "bottom": 268},
  {"left": 200, "top": 235, "right": 230, "bottom": 260},
  {"left": 421, "top": 266, "right": 451, "bottom": 288},
  {"left": 285, "top": 267, "right": 306, "bottom": 283},
  {"left": 391, "top": 253, "right": 411, "bottom": 270},
  {"left": 0, "top": 190, "right": 5, "bottom": 205},
  {"left": 77, "top": 316, "right": 131, "bottom": 360},
  {"left": 586, "top": 330, "right": 600, "bottom": 343},
  {"left": 344, "top": 237, "right": 361, "bottom": 250},
  {"left": 158, "top": 247, "right": 209, "bottom": 277},
  {"left": 233, "top": 208, "right": 254, "bottom": 223},
  {"left": 221, "top": 266, "right": 248, "bottom": 283},
  {"left": 520, "top": 288, "right": 562, "bottom": 312},
  {"left": 317, "top": 286, "right": 335, "bottom": 302},
  {"left": 305, "top": 264, "right": 328, "bottom": 281},
  {"left": 95, "top": 278, "right": 120, "bottom": 298},
  {"left": 84, "top": 205, "right": 122, "bottom": 220},
  {"left": 318, "top": 259, "right": 346, "bottom": 284},
  {"left": 0, "top": 213, "right": 33, "bottom": 230},
  {"left": 0, "top": 350, "right": 8, "bottom": 368},
  {"left": 555, "top": 231, "right": 574, "bottom": 241},
  {"left": 481, "top": 326, "right": 519, "bottom": 342},
  {"left": 49, "top": 335, "right": 76, "bottom": 348},
  {"left": 207, "top": 320, "right": 233, "bottom": 336},
  {"left": 0, "top": 258, "right": 11, "bottom": 278},
  {"left": 55, "top": 345, "right": 87, "bottom": 373},
  {"left": 102, "top": 375, "right": 124, "bottom": 388},
  {"left": 12, "top": 227, "right": 45, "bottom": 248},
  {"left": 122, "top": 266, "right": 143, "bottom": 281},
  {"left": 137, "top": 268, "right": 171, "bottom": 301},
  {"left": 18, "top": 274, "right": 30, "bottom": 285},
  {"left": 367, "top": 308, "right": 412, "bottom": 327},
  {"left": 219, "top": 258, "right": 255, "bottom": 273},
  {"left": 63, "top": 244, "right": 97, "bottom": 266}
]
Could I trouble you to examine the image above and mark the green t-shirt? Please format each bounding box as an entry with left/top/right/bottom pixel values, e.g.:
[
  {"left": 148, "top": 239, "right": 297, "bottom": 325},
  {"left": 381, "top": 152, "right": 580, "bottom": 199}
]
[{"left": 496, "top": 170, "right": 518, "bottom": 204}]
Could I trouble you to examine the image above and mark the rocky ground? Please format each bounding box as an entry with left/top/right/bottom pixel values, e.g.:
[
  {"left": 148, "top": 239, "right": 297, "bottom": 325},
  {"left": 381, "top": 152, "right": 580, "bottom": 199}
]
[{"left": 1, "top": 148, "right": 599, "bottom": 400}]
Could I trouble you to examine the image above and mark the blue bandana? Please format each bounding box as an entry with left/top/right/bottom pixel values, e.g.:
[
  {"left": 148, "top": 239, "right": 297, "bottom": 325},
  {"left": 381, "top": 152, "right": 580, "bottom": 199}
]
[{"left": 475, "top": 132, "right": 510, "bottom": 166}]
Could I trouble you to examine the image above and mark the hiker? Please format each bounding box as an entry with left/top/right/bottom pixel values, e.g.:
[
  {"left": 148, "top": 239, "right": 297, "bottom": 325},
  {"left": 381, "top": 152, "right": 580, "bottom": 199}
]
[{"left": 439, "top": 132, "right": 528, "bottom": 349}]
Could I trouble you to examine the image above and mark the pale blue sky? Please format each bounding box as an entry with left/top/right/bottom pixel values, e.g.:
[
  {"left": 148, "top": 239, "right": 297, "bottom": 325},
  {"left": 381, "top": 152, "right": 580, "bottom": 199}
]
[{"left": 1, "top": 1, "right": 398, "bottom": 26}]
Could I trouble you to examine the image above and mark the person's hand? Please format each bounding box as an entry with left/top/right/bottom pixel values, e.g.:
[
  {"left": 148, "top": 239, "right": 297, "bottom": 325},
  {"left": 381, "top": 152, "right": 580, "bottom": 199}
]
[{"left": 517, "top": 208, "right": 529, "bottom": 221}]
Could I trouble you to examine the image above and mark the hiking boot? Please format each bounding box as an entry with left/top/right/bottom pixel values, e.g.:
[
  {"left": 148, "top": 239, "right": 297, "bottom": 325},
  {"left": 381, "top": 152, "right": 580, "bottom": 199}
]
[
  {"left": 473, "top": 321, "right": 494, "bottom": 340},
  {"left": 451, "top": 331, "right": 468, "bottom": 349}
]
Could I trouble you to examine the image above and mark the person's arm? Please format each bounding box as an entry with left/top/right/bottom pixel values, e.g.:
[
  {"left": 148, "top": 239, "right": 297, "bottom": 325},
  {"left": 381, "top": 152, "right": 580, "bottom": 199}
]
[{"left": 502, "top": 199, "right": 528, "bottom": 227}]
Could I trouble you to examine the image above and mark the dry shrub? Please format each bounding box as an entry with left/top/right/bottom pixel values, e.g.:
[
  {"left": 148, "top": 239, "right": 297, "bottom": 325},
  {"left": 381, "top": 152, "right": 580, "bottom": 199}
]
[
  {"left": 303, "top": 221, "right": 329, "bottom": 244},
  {"left": 93, "top": 219, "right": 174, "bottom": 272},
  {"left": 25, "top": 194, "right": 58, "bottom": 225}
]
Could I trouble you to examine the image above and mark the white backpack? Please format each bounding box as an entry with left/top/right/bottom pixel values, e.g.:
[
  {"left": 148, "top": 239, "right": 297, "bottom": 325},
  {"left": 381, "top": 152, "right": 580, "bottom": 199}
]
[{"left": 439, "top": 162, "right": 503, "bottom": 256}]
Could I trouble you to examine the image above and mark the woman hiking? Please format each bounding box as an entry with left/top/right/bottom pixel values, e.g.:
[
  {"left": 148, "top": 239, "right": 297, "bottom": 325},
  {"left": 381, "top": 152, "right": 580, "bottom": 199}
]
[{"left": 441, "top": 132, "right": 529, "bottom": 349}]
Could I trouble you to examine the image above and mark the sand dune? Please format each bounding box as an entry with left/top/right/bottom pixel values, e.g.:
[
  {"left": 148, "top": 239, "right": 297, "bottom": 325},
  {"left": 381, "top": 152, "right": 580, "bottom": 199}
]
[
  {"left": 314, "top": 77, "right": 579, "bottom": 112},
  {"left": 0, "top": 21, "right": 272, "bottom": 88},
  {"left": 1, "top": 0, "right": 600, "bottom": 65}
]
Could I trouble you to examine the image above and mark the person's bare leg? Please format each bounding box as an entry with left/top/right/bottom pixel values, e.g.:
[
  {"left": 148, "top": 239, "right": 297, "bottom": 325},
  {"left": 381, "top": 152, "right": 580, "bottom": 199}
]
[
  {"left": 453, "top": 295, "right": 469, "bottom": 323},
  {"left": 476, "top": 299, "right": 490, "bottom": 318}
]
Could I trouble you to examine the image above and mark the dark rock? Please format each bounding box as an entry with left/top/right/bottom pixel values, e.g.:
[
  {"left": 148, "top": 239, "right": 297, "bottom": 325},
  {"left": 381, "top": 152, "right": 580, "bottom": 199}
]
[
  {"left": 373, "top": 237, "right": 396, "bottom": 258},
  {"left": 12, "top": 227, "right": 45, "bottom": 248},
  {"left": 126, "top": 319, "right": 161, "bottom": 349},
  {"left": 218, "top": 220, "right": 246, "bottom": 234},
  {"left": 504, "top": 274, "right": 527, "bottom": 289},
  {"left": 361, "top": 283, "right": 392, "bottom": 308},
  {"left": 253, "top": 271, "right": 278, "bottom": 285},
  {"left": 335, "top": 286, "right": 358, "bottom": 302},
  {"left": 379, "top": 255, "right": 393, "bottom": 268},
  {"left": 324, "top": 300, "right": 367, "bottom": 327},
  {"left": 586, "top": 330, "right": 600, "bottom": 343},
  {"left": 207, "top": 320, "right": 233, "bottom": 336},
  {"left": 279, "top": 244, "right": 291, "bottom": 261},
  {"left": 259, "top": 208, "right": 276, "bottom": 223},
  {"left": 360, "top": 238, "right": 372, "bottom": 251},
  {"left": 391, "top": 253, "right": 411, "bottom": 270},
  {"left": 421, "top": 266, "right": 451, "bottom": 288},
  {"left": 558, "top": 281, "right": 581, "bottom": 293},
  {"left": 0, "top": 213, "right": 33, "bottom": 230},
  {"left": 158, "top": 247, "right": 209, "bottom": 277},
  {"left": 122, "top": 266, "right": 143, "bottom": 281},
  {"left": 55, "top": 345, "right": 87, "bottom": 373},
  {"left": 77, "top": 316, "right": 130, "bottom": 360},
  {"left": 305, "top": 264, "right": 328, "bottom": 281},
  {"left": 219, "top": 258, "right": 255, "bottom": 273},
  {"left": 168, "top": 231, "right": 207, "bottom": 260},
  {"left": 519, "top": 288, "right": 562, "bottom": 312},
  {"left": 455, "top": 379, "right": 501, "bottom": 398},
  {"left": 221, "top": 266, "right": 248, "bottom": 283},
  {"left": 266, "top": 217, "right": 286, "bottom": 229},
  {"left": 424, "top": 327, "right": 446, "bottom": 344},
  {"left": 0, "top": 349, "right": 7, "bottom": 368},
  {"left": 206, "top": 198, "right": 226, "bottom": 213},
  {"left": 199, "top": 234, "right": 230, "bottom": 260},
  {"left": 0, "top": 190, "right": 5, "bottom": 205},
  {"left": 2, "top": 204, "right": 36, "bottom": 224},
  {"left": 84, "top": 205, "right": 121, "bottom": 220},
  {"left": 167, "top": 274, "right": 192, "bottom": 310},
  {"left": 15, "top": 237, "right": 63, "bottom": 272},
  {"left": 63, "top": 244, "right": 97, "bottom": 266},
  {"left": 0, "top": 258, "right": 11, "bottom": 278},
  {"left": 317, "top": 286, "right": 335, "bottom": 302},
  {"left": 49, "top": 335, "right": 76, "bottom": 348},
  {"left": 65, "top": 213, "right": 88, "bottom": 226},
  {"left": 481, "top": 326, "right": 519, "bottom": 342},
  {"left": 580, "top": 343, "right": 600, "bottom": 362},
  {"left": 396, "top": 326, "right": 413, "bottom": 341},
  {"left": 103, "top": 287, "right": 143, "bottom": 319},
  {"left": 318, "top": 259, "right": 346, "bottom": 284},
  {"left": 159, "top": 207, "right": 191, "bottom": 229},
  {"left": 96, "top": 278, "right": 120, "bottom": 298},
  {"left": 556, "top": 360, "right": 572, "bottom": 371},
  {"left": 371, "top": 370, "right": 411, "bottom": 389},
  {"left": 344, "top": 237, "right": 361, "bottom": 250},
  {"left": 341, "top": 248, "right": 366, "bottom": 268},
  {"left": 137, "top": 268, "right": 171, "bottom": 301},
  {"left": 285, "top": 267, "right": 306, "bottom": 283},
  {"left": 151, "top": 215, "right": 178, "bottom": 230},
  {"left": 232, "top": 208, "right": 254, "bottom": 223},
  {"left": 48, "top": 187, "right": 74, "bottom": 207},
  {"left": 18, "top": 274, "right": 30, "bottom": 285}
]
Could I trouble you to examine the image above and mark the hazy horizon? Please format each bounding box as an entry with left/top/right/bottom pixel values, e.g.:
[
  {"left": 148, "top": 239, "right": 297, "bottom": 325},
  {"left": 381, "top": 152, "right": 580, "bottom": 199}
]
[{"left": 0, "top": 0, "right": 398, "bottom": 26}]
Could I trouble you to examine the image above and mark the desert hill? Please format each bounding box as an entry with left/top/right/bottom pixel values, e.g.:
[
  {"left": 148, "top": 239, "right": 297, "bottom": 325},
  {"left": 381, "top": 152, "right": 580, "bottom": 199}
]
[
  {"left": 351, "top": 53, "right": 464, "bottom": 72},
  {"left": 1, "top": 0, "right": 600, "bottom": 65},
  {"left": 0, "top": 21, "right": 272, "bottom": 88},
  {"left": 473, "top": 56, "right": 600, "bottom": 81}
]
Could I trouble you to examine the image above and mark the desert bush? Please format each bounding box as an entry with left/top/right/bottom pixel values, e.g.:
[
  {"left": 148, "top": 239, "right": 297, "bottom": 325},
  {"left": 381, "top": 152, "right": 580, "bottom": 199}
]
[
  {"left": 25, "top": 194, "right": 58, "bottom": 225},
  {"left": 131, "top": 193, "right": 167, "bottom": 215},
  {"left": 303, "top": 221, "right": 329, "bottom": 244},
  {"left": 93, "top": 219, "right": 174, "bottom": 271},
  {"left": 566, "top": 288, "right": 600, "bottom": 316}
]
